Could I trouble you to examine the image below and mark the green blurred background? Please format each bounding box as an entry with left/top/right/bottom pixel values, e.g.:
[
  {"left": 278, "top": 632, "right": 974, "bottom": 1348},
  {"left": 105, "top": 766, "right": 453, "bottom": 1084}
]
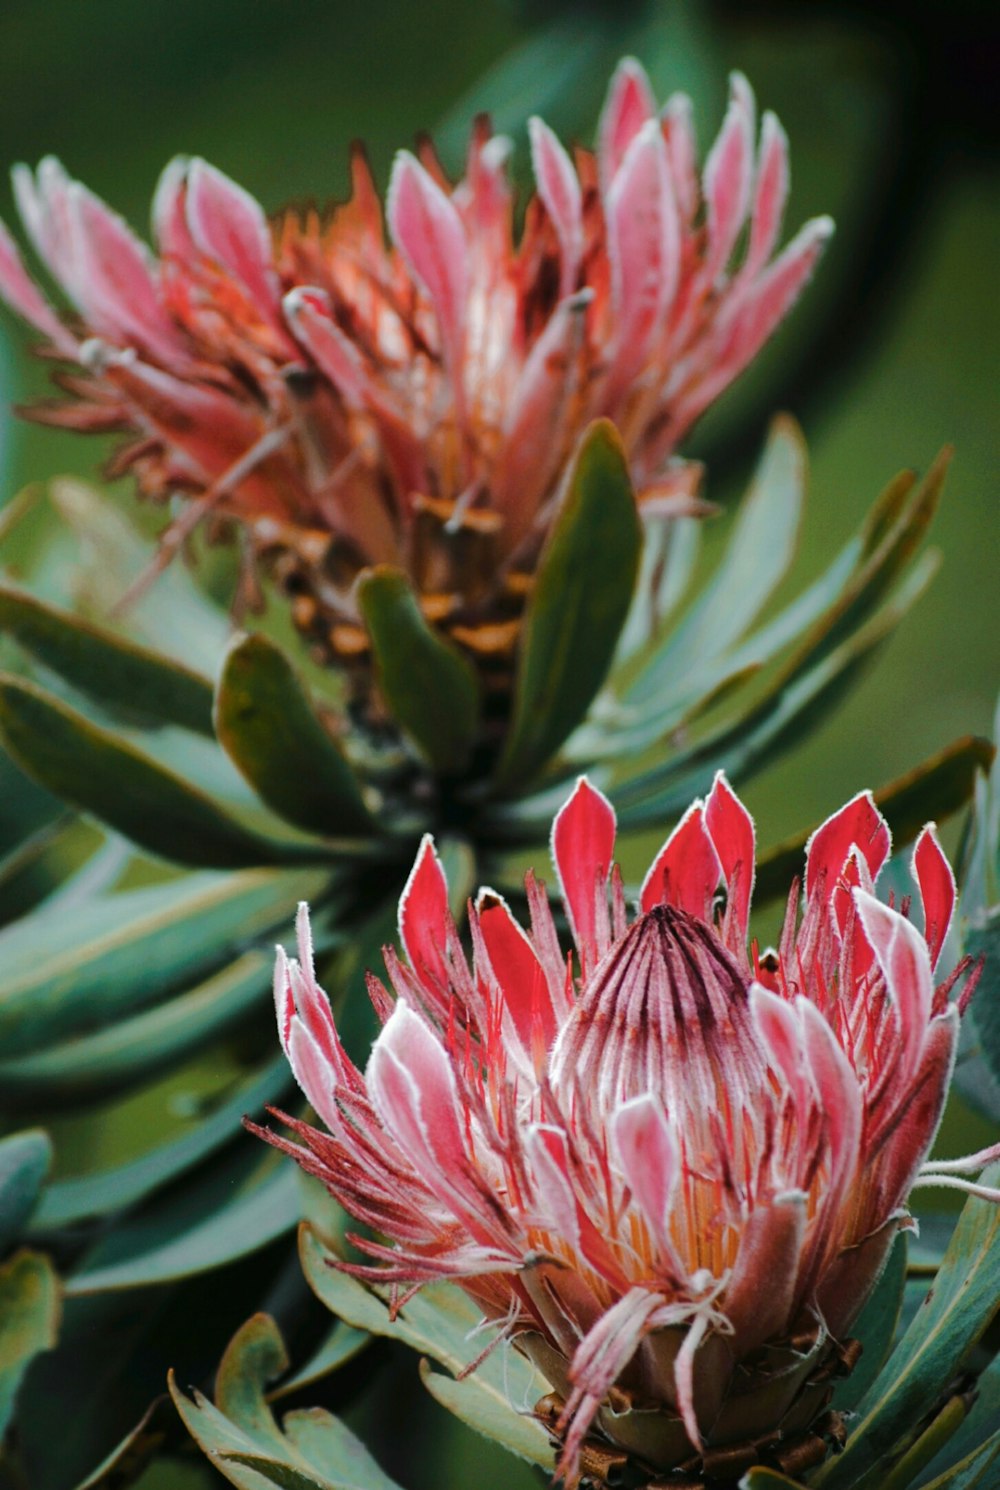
[{"left": 0, "top": 1, "right": 995, "bottom": 1485}]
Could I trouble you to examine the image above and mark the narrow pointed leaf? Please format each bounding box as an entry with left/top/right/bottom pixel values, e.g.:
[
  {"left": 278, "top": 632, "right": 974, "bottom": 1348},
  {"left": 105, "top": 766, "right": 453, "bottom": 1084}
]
[
  {"left": 628, "top": 413, "right": 805, "bottom": 703},
  {"left": 418, "top": 1356, "right": 556, "bottom": 1466},
  {"left": 832, "top": 1233, "right": 907, "bottom": 1413},
  {"left": 0, "top": 674, "right": 305, "bottom": 867},
  {"left": 215, "top": 634, "right": 374, "bottom": 838},
  {"left": 170, "top": 1313, "right": 404, "bottom": 1490},
  {"left": 611, "top": 548, "right": 939, "bottom": 829},
  {"left": 299, "top": 1225, "right": 553, "bottom": 1467},
  {"left": 67, "top": 1157, "right": 300, "bottom": 1293},
  {"left": 75, "top": 1395, "right": 178, "bottom": 1490},
  {"left": 0, "top": 582, "right": 215, "bottom": 734},
  {"left": 965, "top": 909, "right": 1000, "bottom": 1093},
  {"left": 0, "top": 1130, "right": 51, "bottom": 1252},
  {"left": 496, "top": 419, "right": 641, "bottom": 789},
  {"left": 755, "top": 737, "right": 994, "bottom": 904},
  {"left": 815, "top": 1165, "right": 1000, "bottom": 1489},
  {"left": 918, "top": 1431, "right": 1000, "bottom": 1490},
  {"left": 0, "top": 1249, "right": 61, "bottom": 1435},
  {"left": 0, "top": 864, "right": 329, "bottom": 1055},
  {"left": 0, "top": 949, "right": 272, "bottom": 1103},
  {"left": 357, "top": 567, "right": 480, "bottom": 773},
  {"left": 34, "top": 1056, "right": 292, "bottom": 1227}
]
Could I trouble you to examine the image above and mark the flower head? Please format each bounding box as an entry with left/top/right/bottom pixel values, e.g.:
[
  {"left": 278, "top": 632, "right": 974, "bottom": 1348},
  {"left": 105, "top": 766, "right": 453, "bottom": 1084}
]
[
  {"left": 0, "top": 61, "right": 830, "bottom": 703},
  {"left": 256, "top": 775, "right": 995, "bottom": 1486}
]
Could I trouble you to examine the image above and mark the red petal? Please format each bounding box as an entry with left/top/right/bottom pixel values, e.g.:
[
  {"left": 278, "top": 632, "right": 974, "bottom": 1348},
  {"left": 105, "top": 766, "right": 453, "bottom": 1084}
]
[
  {"left": 703, "top": 72, "right": 755, "bottom": 281},
  {"left": 476, "top": 889, "right": 556, "bottom": 1058},
  {"left": 0, "top": 218, "right": 78, "bottom": 356},
  {"left": 386, "top": 150, "right": 468, "bottom": 372},
  {"left": 529, "top": 115, "right": 583, "bottom": 297},
  {"left": 805, "top": 789, "right": 890, "bottom": 927},
  {"left": 68, "top": 180, "right": 185, "bottom": 362},
  {"left": 186, "top": 157, "right": 282, "bottom": 321},
  {"left": 551, "top": 777, "right": 616, "bottom": 973},
  {"left": 705, "top": 771, "right": 755, "bottom": 940},
  {"left": 854, "top": 891, "right": 934, "bottom": 1056},
  {"left": 598, "top": 57, "right": 657, "bottom": 187},
  {"left": 604, "top": 119, "right": 680, "bottom": 400},
  {"left": 611, "top": 1094, "right": 679, "bottom": 1245},
  {"left": 912, "top": 825, "right": 956, "bottom": 970},
  {"left": 398, "top": 834, "right": 454, "bottom": 995},
  {"left": 745, "top": 110, "right": 789, "bottom": 278},
  {"left": 640, "top": 800, "right": 721, "bottom": 921}
]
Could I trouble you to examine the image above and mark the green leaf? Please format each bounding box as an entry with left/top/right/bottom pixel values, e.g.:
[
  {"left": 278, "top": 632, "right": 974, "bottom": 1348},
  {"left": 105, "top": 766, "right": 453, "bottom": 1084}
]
[
  {"left": 357, "top": 566, "right": 480, "bottom": 773},
  {"left": 170, "top": 1313, "right": 404, "bottom": 1490},
  {"left": 965, "top": 910, "right": 1000, "bottom": 1096},
  {"left": 0, "top": 1249, "right": 60, "bottom": 1435},
  {"left": 815, "top": 1165, "right": 1000, "bottom": 1489},
  {"left": 0, "top": 949, "right": 272, "bottom": 1104},
  {"left": 610, "top": 546, "right": 939, "bottom": 831},
  {"left": 627, "top": 414, "right": 806, "bottom": 707},
  {"left": 47, "top": 476, "right": 232, "bottom": 671},
  {"left": 0, "top": 1129, "right": 51, "bottom": 1253},
  {"left": 0, "top": 674, "right": 308, "bottom": 868},
  {"left": 496, "top": 419, "right": 641, "bottom": 789},
  {"left": 832, "top": 1232, "right": 908, "bottom": 1414},
  {"left": 418, "top": 1356, "right": 558, "bottom": 1467},
  {"left": 917, "top": 1428, "right": 1000, "bottom": 1490},
  {"left": 75, "top": 1394, "right": 176, "bottom": 1490},
  {"left": 739, "top": 1471, "right": 809, "bottom": 1489},
  {"left": 916, "top": 1355, "right": 1000, "bottom": 1487},
  {"left": 34, "top": 1055, "right": 292, "bottom": 1228},
  {"left": 879, "top": 1395, "right": 971, "bottom": 1490},
  {"left": 66, "top": 1158, "right": 301, "bottom": 1294},
  {"left": 270, "top": 1321, "right": 370, "bottom": 1401},
  {"left": 215, "top": 634, "right": 374, "bottom": 838},
  {"left": 0, "top": 864, "right": 329, "bottom": 1055},
  {"left": 299, "top": 1225, "right": 554, "bottom": 1469},
  {"left": 755, "top": 737, "right": 993, "bottom": 904},
  {"left": 0, "top": 582, "right": 215, "bottom": 734}
]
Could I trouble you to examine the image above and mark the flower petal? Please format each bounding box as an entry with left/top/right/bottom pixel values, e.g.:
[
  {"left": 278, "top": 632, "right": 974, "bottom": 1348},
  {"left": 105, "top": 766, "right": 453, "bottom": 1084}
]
[
  {"left": 640, "top": 799, "right": 721, "bottom": 921},
  {"left": 705, "top": 771, "right": 755, "bottom": 942},
  {"left": 551, "top": 776, "right": 616, "bottom": 974},
  {"left": 529, "top": 115, "right": 583, "bottom": 298},
  {"left": 912, "top": 824, "right": 955, "bottom": 970},
  {"left": 597, "top": 57, "right": 657, "bottom": 187},
  {"left": 386, "top": 150, "right": 468, "bottom": 372},
  {"left": 398, "top": 833, "right": 454, "bottom": 994},
  {"left": 703, "top": 73, "right": 755, "bottom": 281}
]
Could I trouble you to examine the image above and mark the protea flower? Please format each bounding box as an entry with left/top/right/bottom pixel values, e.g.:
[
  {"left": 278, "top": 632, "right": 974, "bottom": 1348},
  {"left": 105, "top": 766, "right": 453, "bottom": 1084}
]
[
  {"left": 256, "top": 774, "right": 997, "bottom": 1488},
  {"left": 0, "top": 59, "right": 830, "bottom": 719}
]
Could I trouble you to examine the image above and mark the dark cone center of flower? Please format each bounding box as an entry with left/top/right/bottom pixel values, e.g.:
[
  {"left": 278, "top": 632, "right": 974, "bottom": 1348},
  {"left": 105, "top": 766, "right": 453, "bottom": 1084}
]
[{"left": 552, "top": 903, "right": 758, "bottom": 1113}]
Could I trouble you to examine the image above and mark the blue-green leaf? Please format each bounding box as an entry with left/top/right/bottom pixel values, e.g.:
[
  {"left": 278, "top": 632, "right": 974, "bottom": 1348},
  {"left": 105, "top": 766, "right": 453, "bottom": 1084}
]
[
  {"left": 0, "top": 1129, "right": 51, "bottom": 1253},
  {"left": 496, "top": 419, "right": 641, "bottom": 790},
  {"left": 0, "top": 674, "right": 308, "bottom": 868},
  {"left": 0, "top": 582, "right": 215, "bottom": 735},
  {"left": 170, "top": 1313, "right": 404, "bottom": 1490},
  {"left": 815, "top": 1165, "right": 1000, "bottom": 1489},
  {"left": 215, "top": 633, "right": 374, "bottom": 838},
  {"left": 0, "top": 1249, "right": 60, "bottom": 1435},
  {"left": 0, "top": 864, "right": 329, "bottom": 1055},
  {"left": 357, "top": 567, "right": 480, "bottom": 774}
]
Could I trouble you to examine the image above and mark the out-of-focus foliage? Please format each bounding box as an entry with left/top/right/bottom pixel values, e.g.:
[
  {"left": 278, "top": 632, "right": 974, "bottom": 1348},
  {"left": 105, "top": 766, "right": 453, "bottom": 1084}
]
[{"left": 0, "top": 1, "right": 995, "bottom": 1488}]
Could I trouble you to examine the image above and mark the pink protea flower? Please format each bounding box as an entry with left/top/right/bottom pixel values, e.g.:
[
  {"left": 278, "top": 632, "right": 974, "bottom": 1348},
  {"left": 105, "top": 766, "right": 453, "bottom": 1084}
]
[
  {"left": 255, "top": 775, "right": 998, "bottom": 1487},
  {"left": 0, "top": 61, "right": 830, "bottom": 688}
]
